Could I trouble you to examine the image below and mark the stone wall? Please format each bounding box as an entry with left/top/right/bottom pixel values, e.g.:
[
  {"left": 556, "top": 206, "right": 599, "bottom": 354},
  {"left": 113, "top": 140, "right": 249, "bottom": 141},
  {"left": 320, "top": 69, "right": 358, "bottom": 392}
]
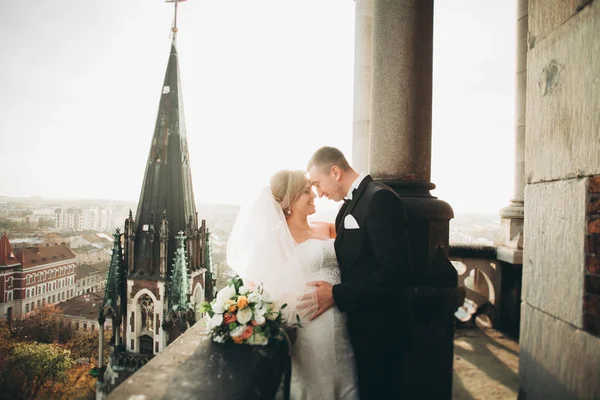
[{"left": 521, "top": 1, "right": 600, "bottom": 398}]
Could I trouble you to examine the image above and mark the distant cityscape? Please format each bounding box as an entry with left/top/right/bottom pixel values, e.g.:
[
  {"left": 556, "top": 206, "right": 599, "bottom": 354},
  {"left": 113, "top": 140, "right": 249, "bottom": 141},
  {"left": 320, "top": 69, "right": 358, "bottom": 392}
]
[{"left": 0, "top": 195, "right": 501, "bottom": 287}]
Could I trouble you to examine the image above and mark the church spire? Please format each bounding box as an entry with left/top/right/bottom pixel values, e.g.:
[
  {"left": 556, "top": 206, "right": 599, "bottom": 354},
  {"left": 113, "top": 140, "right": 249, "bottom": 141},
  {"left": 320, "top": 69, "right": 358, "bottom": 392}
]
[{"left": 132, "top": 3, "right": 196, "bottom": 278}]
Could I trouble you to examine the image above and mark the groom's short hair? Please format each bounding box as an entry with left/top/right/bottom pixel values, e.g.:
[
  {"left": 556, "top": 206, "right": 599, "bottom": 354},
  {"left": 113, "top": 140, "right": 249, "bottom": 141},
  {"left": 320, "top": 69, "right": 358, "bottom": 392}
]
[{"left": 307, "top": 146, "right": 351, "bottom": 173}]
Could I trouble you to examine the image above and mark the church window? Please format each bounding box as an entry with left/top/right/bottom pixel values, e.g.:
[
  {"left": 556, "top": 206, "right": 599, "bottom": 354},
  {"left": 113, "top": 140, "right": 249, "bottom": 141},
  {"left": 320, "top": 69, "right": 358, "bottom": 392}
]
[{"left": 140, "top": 295, "right": 155, "bottom": 332}]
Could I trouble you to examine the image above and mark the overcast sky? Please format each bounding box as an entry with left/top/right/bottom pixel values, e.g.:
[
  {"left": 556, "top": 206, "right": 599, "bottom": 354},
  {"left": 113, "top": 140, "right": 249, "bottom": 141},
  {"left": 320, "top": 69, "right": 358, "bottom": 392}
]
[{"left": 0, "top": 0, "right": 516, "bottom": 214}]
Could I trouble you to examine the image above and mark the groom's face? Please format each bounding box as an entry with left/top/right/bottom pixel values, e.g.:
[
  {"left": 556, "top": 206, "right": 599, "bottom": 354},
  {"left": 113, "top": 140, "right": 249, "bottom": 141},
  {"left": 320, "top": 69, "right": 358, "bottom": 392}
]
[{"left": 308, "top": 165, "right": 345, "bottom": 202}]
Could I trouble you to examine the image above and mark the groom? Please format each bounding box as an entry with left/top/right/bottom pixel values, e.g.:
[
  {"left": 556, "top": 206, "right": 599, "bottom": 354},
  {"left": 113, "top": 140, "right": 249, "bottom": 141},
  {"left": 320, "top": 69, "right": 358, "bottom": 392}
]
[{"left": 307, "top": 146, "right": 413, "bottom": 399}]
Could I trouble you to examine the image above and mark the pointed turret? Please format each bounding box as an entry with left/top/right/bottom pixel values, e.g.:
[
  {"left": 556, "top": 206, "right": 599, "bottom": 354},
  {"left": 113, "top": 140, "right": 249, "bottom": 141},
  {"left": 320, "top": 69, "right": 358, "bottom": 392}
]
[
  {"left": 0, "top": 233, "right": 19, "bottom": 267},
  {"left": 166, "top": 231, "right": 191, "bottom": 331},
  {"left": 131, "top": 38, "right": 197, "bottom": 278},
  {"left": 204, "top": 228, "right": 216, "bottom": 302},
  {"left": 99, "top": 229, "right": 124, "bottom": 329}
]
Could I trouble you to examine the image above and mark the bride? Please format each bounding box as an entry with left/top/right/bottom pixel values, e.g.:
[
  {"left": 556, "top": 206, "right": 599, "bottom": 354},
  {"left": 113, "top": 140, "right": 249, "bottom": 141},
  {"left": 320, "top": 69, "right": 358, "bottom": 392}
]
[{"left": 226, "top": 170, "right": 358, "bottom": 400}]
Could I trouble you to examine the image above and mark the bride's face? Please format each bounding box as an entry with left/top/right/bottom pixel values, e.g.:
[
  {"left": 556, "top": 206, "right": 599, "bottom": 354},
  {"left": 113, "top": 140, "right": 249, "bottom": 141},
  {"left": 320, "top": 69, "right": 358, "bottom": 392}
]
[{"left": 291, "top": 182, "right": 316, "bottom": 217}]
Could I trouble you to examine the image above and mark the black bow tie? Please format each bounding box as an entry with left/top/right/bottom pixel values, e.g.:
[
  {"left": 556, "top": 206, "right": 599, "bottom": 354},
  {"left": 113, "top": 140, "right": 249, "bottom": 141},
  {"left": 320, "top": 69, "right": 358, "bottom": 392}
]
[{"left": 343, "top": 189, "right": 358, "bottom": 204}]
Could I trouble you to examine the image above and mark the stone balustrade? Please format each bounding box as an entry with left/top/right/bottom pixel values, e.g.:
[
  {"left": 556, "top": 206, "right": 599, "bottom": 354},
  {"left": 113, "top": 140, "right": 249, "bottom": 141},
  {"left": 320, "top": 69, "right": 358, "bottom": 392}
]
[{"left": 107, "top": 322, "right": 290, "bottom": 400}]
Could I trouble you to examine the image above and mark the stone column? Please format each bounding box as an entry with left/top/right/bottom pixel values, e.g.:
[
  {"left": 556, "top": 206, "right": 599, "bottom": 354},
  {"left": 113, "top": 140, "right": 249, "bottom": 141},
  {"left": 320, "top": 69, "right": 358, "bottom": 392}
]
[
  {"left": 498, "top": 0, "right": 527, "bottom": 265},
  {"left": 370, "top": 0, "right": 432, "bottom": 182},
  {"left": 352, "top": 0, "right": 372, "bottom": 173},
  {"left": 98, "top": 322, "right": 104, "bottom": 369},
  {"left": 367, "top": 1, "right": 460, "bottom": 398}
]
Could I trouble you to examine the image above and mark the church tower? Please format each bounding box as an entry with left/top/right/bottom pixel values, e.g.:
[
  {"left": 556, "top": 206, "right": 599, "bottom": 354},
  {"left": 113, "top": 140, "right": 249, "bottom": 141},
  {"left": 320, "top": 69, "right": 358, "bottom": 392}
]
[{"left": 97, "top": 1, "right": 214, "bottom": 394}]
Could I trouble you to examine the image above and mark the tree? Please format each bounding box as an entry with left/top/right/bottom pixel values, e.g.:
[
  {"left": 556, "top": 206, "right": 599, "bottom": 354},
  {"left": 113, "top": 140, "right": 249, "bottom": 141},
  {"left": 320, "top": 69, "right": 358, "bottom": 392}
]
[
  {"left": 12, "top": 305, "right": 63, "bottom": 343},
  {"left": 1, "top": 342, "right": 74, "bottom": 400},
  {"left": 65, "top": 328, "right": 111, "bottom": 364}
]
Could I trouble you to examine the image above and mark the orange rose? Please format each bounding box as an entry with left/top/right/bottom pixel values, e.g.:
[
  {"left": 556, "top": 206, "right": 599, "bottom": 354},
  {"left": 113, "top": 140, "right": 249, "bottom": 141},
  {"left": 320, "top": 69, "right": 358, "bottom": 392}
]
[
  {"left": 232, "top": 336, "right": 245, "bottom": 344},
  {"left": 240, "top": 325, "right": 254, "bottom": 340},
  {"left": 225, "top": 300, "right": 237, "bottom": 313},
  {"left": 237, "top": 296, "right": 249, "bottom": 309},
  {"left": 223, "top": 313, "right": 237, "bottom": 324}
]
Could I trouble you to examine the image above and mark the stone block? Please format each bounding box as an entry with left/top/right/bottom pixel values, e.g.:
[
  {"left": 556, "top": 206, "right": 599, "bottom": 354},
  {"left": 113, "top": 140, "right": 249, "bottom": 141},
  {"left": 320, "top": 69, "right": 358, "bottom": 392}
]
[
  {"left": 524, "top": 179, "right": 585, "bottom": 327},
  {"left": 525, "top": 1, "right": 600, "bottom": 183},
  {"left": 529, "top": 0, "right": 589, "bottom": 46},
  {"left": 519, "top": 304, "right": 600, "bottom": 399}
]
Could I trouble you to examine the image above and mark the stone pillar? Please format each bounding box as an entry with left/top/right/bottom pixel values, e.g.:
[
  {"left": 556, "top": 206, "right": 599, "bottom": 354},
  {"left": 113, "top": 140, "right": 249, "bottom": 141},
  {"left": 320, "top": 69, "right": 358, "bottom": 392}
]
[
  {"left": 98, "top": 322, "right": 104, "bottom": 369},
  {"left": 368, "top": 1, "right": 461, "bottom": 398},
  {"left": 351, "top": 0, "right": 372, "bottom": 173},
  {"left": 498, "top": 0, "right": 527, "bottom": 265},
  {"left": 370, "top": 0, "right": 432, "bottom": 182}
]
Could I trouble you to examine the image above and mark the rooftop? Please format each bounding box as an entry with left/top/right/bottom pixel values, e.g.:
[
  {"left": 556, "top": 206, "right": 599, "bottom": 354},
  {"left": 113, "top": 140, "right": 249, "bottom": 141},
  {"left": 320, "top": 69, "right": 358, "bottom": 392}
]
[
  {"left": 58, "top": 292, "right": 106, "bottom": 320},
  {"left": 14, "top": 243, "right": 76, "bottom": 269},
  {"left": 76, "top": 261, "right": 109, "bottom": 279}
]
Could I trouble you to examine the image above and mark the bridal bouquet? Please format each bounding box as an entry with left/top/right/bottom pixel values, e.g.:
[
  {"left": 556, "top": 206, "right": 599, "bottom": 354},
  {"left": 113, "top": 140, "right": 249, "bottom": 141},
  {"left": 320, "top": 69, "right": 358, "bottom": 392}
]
[{"left": 197, "top": 276, "right": 288, "bottom": 345}]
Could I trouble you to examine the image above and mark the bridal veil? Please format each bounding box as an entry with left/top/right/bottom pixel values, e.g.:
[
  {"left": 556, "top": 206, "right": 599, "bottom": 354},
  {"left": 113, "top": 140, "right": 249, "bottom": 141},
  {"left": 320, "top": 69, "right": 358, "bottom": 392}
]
[{"left": 226, "top": 186, "right": 318, "bottom": 324}]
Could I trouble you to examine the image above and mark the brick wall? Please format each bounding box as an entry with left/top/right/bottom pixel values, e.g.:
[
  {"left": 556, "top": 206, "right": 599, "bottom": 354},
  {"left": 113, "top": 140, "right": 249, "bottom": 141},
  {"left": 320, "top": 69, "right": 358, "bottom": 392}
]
[{"left": 584, "top": 176, "right": 600, "bottom": 336}]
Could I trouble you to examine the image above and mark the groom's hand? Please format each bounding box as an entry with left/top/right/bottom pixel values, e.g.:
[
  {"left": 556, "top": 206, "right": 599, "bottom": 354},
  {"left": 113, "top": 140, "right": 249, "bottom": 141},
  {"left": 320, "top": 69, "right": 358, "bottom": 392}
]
[{"left": 307, "top": 281, "right": 334, "bottom": 320}]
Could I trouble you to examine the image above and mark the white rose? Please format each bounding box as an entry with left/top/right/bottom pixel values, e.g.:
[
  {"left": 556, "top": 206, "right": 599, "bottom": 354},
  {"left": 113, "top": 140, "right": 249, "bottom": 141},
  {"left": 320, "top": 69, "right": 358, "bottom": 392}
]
[
  {"left": 248, "top": 291, "right": 262, "bottom": 304},
  {"left": 254, "top": 304, "right": 267, "bottom": 317},
  {"left": 213, "top": 334, "right": 226, "bottom": 343},
  {"left": 266, "top": 311, "right": 279, "bottom": 321},
  {"left": 237, "top": 307, "right": 253, "bottom": 325},
  {"left": 212, "top": 301, "right": 226, "bottom": 314},
  {"left": 217, "top": 286, "right": 236, "bottom": 302},
  {"left": 253, "top": 314, "right": 266, "bottom": 326},
  {"left": 253, "top": 333, "right": 268, "bottom": 346},
  {"left": 262, "top": 291, "right": 274, "bottom": 303},
  {"left": 238, "top": 286, "right": 249, "bottom": 295},
  {"left": 229, "top": 325, "right": 246, "bottom": 338},
  {"left": 207, "top": 313, "right": 223, "bottom": 330}
]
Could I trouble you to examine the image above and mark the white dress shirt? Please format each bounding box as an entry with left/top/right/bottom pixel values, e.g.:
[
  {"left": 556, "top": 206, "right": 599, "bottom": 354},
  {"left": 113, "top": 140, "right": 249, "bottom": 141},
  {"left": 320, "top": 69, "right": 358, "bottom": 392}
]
[{"left": 346, "top": 173, "right": 367, "bottom": 201}]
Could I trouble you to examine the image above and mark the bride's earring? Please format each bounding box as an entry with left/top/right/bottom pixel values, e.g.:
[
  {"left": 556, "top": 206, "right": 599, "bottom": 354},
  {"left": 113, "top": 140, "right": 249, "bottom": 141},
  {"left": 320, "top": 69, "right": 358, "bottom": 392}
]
[{"left": 287, "top": 209, "right": 292, "bottom": 215}]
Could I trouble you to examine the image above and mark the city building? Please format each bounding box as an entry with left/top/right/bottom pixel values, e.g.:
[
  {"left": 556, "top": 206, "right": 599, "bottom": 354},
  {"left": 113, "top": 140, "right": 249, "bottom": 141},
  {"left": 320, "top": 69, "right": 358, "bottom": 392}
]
[
  {"left": 0, "top": 233, "right": 77, "bottom": 322},
  {"left": 60, "top": 292, "right": 112, "bottom": 332},
  {"left": 76, "top": 261, "right": 108, "bottom": 296}
]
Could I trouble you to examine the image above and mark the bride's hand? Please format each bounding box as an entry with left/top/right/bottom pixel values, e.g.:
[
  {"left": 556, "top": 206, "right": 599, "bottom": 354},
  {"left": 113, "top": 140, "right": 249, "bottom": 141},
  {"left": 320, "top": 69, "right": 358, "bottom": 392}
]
[{"left": 306, "top": 281, "right": 334, "bottom": 320}]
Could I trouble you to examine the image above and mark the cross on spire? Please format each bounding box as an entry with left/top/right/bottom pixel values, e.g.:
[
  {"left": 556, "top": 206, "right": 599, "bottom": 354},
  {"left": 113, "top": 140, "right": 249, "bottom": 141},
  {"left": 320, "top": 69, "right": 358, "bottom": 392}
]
[{"left": 166, "top": 0, "right": 186, "bottom": 38}]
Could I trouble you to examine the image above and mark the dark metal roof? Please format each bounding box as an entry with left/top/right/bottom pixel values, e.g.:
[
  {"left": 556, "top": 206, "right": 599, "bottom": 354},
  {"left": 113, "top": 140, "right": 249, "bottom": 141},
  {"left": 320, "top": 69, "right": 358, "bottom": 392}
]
[{"left": 133, "top": 39, "right": 197, "bottom": 277}]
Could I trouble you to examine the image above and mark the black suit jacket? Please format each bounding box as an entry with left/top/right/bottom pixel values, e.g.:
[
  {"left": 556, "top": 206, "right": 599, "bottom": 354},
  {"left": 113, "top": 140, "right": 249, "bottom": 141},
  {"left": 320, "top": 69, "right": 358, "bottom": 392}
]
[{"left": 332, "top": 175, "right": 413, "bottom": 320}]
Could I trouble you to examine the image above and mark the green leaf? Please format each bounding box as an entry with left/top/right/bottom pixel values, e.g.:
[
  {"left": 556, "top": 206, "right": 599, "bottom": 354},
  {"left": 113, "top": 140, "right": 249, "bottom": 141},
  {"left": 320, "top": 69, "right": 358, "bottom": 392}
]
[
  {"left": 280, "top": 303, "right": 288, "bottom": 310},
  {"left": 228, "top": 322, "right": 238, "bottom": 331}
]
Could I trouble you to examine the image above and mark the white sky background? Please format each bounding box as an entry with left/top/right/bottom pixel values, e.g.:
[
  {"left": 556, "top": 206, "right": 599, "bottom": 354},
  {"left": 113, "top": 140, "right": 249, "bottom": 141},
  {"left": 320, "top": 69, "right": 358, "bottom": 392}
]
[{"left": 0, "top": 0, "right": 515, "bottom": 215}]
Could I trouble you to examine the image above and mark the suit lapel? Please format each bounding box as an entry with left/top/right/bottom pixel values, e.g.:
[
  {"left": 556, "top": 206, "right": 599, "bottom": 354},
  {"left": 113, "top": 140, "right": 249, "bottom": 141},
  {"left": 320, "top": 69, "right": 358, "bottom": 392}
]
[
  {"left": 345, "top": 175, "right": 372, "bottom": 218},
  {"left": 335, "top": 175, "right": 372, "bottom": 257}
]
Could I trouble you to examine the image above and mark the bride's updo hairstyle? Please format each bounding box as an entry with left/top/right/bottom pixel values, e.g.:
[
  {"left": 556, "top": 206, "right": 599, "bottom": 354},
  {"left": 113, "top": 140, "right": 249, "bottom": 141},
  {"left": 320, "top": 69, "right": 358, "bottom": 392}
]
[{"left": 270, "top": 170, "right": 309, "bottom": 216}]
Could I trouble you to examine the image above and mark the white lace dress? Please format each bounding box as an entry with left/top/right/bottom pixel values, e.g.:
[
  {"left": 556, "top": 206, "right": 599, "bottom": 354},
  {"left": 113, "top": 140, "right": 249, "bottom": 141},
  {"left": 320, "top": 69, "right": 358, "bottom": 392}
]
[{"left": 290, "top": 239, "right": 359, "bottom": 400}]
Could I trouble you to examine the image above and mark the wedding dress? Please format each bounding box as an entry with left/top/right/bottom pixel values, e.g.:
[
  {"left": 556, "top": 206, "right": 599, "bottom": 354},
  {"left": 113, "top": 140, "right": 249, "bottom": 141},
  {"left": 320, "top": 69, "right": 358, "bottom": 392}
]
[
  {"left": 226, "top": 187, "right": 358, "bottom": 399},
  {"left": 290, "top": 238, "right": 358, "bottom": 400}
]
